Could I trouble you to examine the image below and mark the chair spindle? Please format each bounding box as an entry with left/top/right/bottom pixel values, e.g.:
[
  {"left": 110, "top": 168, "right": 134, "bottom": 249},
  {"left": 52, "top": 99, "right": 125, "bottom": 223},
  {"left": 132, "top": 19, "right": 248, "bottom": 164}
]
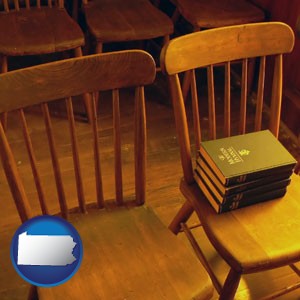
[
  {"left": 239, "top": 58, "right": 248, "bottom": 134},
  {"left": 25, "top": 0, "right": 30, "bottom": 9},
  {"left": 113, "top": 89, "right": 123, "bottom": 205},
  {"left": 255, "top": 56, "right": 266, "bottom": 131},
  {"left": 134, "top": 86, "right": 146, "bottom": 205},
  {"left": 170, "top": 74, "right": 194, "bottom": 184},
  {"left": 65, "top": 97, "right": 86, "bottom": 213},
  {"left": 41, "top": 103, "right": 68, "bottom": 219},
  {"left": 13, "top": 0, "right": 20, "bottom": 11},
  {"left": 190, "top": 69, "right": 201, "bottom": 152},
  {"left": 19, "top": 109, "right": 49, "bottom": 215},
  {"left": 207, "top": 65, "right": 216, "bottom": 139},
  {"left": 0, "top": 121, "right": 32, "bottom": 222},
  {"left": 270, "top": 54, "right": 283, "bottom": 138},
  {"left": 3, "top": 0, "right": 9, "bottom": 12},
  {"left": 224, "top": 61, "right": 231, "bottom": 137},
  {"left": 90, "top": 93, "right": 104, "bottom": 208}
]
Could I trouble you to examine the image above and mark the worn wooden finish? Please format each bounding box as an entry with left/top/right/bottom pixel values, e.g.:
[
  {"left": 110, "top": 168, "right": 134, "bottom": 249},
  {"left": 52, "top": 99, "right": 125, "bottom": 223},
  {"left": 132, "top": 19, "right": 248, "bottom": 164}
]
[
  {"left": 0, "top": 51, "right": 214, "bottom": 299},
  {"left": 0, "top": 51, "right": 156, "bottom": 114},
  {"left": 0, "top": 8, "right": 83, "bottom": 56},
  {"left": 161, "top": 22, "right": 300, "bottom": 299},
  {"left": 175, "top": 0, "right": 264, "bottom": 29},
  {"left": 82, "top": 0, "right": 173, "bottom": 72},
  {"left": 180, "top": 175, "right": 300, "bottom": 273},
  {"left": 172, "top": 0, "right": 264, "bottom": 101},
  {"left": 83, "top": 0, "right": 173, "bottom": 43},
  {"left": 161, "top": 22, "right": 294, "bottom": 75},
  {"left": 0, "top": 1, "right": 88, "bottom": 124},
  {"left": 38, "top": 206, "right": 213, "bottom": 300}
]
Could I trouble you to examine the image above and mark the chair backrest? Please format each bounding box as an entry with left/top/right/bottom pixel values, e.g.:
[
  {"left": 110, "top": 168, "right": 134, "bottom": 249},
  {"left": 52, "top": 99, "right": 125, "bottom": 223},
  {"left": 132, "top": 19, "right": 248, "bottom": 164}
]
[
  {"left": 0, "top": 50, "right": 156, "bottom": 222},
  {"left": 160, "top": 22, "right": 295, "bottom": 184},
  {"left": 1, "top": 0, "right": 64, "bottom": 11}
]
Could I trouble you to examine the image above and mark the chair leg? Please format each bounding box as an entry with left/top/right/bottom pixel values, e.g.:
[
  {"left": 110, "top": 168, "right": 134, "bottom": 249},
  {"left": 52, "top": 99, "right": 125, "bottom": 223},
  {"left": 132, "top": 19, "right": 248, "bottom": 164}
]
[
  {"left": 171, "top": 7, "right": 181, "bottom": 24},
  {"left": 219, "top": 268, "right": 241, "bottom": 300},
  {"left": 247, "top": 57, "right": 256, "bottom": 95},
  {"left": 27, "top": 285, "right": 38, "bottom": 300},
  {"left": 168, "top": 200, "right": 194, "bottom": 234},
  {"left": 0, "top": 55, "right": 8, "bottom": 131},
  {"left": 74, "top": 47, "right": 93, "bottom": 123}
]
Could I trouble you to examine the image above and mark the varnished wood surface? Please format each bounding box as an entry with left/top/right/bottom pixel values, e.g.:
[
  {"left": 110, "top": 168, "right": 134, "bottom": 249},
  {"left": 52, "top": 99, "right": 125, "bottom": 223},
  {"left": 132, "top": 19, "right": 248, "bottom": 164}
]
[
  {"left": 39, "top": 205, "right": 213, "bottom": 300},
  {"left": 0, "top": 50, "right": 156, "bottom": 114},
  {"left": 161, "top": 22, "right": 294, "bottom": 75},
  {"left": 0, "top": 7, "right": 84, "bottom": 56},
  {"left": 83, "top": 0, "right": 173, "bottom": 42},
  {"left": 175, "top": 0, "right": 265, "bottom": 28},
  {"left": 180, "top": 174, "right": 300, "bottom": 274}
]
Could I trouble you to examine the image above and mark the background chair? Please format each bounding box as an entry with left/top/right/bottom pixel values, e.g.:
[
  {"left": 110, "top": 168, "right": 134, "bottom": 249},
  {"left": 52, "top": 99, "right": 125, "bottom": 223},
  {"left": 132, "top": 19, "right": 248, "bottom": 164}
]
[
  {"left": 81, "top": 0, "right": 173, "bottom": 68},
  {"left": 0, "top": 0, "right": 92, "bottom": 128},
  {"left": 168, "top": 0, "right": 265, "bottom": 100},
  {"left": 161, "top": 22, "right": 300, "bottom": 299},
  {"left": 0, "top": 50, "right": 213, "bottom": 299}
]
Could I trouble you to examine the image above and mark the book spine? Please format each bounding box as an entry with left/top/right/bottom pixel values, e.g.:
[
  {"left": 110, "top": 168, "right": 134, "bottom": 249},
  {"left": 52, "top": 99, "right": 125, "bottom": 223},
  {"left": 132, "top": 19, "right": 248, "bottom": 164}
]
[
  {"left": 219, "top": 188, "right": 287, "bottom": 213},
  {"left": 222, "top": 179, "right": 291, "bottom": 204},
  {"left": 226, "top": 164, "right": 295, "bottom": 186}
]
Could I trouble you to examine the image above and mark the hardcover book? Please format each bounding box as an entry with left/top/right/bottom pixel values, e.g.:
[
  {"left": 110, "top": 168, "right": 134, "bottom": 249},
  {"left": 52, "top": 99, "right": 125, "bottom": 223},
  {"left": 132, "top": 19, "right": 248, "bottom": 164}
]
[
  {"left": 198, "top": 130, "right": 296, "bottom": 186},
  {"left": 194, "top": 168, "right": 291, "bottom": 204},
  {"left": 194, "top": 173, "right": 288, "bottom": 213},
  {"left": 195, "top": 159, "right": 293, "bottom": 196}
]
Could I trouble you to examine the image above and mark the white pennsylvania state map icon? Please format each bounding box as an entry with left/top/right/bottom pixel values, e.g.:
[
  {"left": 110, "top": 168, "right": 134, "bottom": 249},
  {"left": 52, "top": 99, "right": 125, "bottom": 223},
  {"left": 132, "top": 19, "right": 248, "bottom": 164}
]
[
  {"left": 17, "top": 232, "right": 77, "bottom": 266},
  {"left": 11, "top": 215, "right": 83, "bottom": 286}
]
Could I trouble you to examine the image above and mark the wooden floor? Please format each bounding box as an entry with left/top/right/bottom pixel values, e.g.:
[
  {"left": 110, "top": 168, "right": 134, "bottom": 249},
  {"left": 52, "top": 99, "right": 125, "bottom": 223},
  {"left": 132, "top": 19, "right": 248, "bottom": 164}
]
[{"left": 0, "top": 70, "right": 300, "bottom": 299}]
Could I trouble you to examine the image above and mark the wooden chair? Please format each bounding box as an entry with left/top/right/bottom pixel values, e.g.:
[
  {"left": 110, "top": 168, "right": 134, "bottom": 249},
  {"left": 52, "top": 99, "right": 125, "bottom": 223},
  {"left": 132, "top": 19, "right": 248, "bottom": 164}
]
[
  {"left": 168, "top": 0, "right": 265, "bottom": 100},
  {"left": 81, "top": 0, "right": 173, "bottom": 68},
  {"left": 0, "top": 0, "right": 92, "bottom": 128},
  {"left": 161, "top": 22, "right": 300, "bottom": 299},
  {"left": 0, "top": 50, "right": 214, "bottom": 299}
]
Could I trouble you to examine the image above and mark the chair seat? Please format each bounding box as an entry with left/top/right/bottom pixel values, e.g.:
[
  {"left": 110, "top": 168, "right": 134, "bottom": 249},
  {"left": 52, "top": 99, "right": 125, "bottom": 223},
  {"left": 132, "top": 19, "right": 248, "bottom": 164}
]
[
  {"left": 38, "top": 205, "right": 213, "bottom": 300},
  {"left": 0, "top": 8, "right": 84, "bottom": 56},
  {"left": 83, "top": 0, "right": 173, "bottom": 42},
  {"left": 181, "top": 173, "right": 300, "bottom": 274},
  {"left": 176, "top": 0, "right": 265, "bottom": 28}
]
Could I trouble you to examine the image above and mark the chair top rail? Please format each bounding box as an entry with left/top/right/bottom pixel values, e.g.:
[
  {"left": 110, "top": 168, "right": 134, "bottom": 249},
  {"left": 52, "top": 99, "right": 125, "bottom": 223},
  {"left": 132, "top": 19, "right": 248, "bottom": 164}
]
[
  {"left": 161, "top": 22, "right": 294, "bottom": 75},
  {"left": 0, "top": 50, "right": 156, "bottom": 113}
]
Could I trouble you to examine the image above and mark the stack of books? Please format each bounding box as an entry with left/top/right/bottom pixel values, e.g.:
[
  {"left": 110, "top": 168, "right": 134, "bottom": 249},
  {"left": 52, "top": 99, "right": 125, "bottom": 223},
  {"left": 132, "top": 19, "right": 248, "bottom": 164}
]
[{"left": 194, "top": 130, "right": 297, "bottom": 213}]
